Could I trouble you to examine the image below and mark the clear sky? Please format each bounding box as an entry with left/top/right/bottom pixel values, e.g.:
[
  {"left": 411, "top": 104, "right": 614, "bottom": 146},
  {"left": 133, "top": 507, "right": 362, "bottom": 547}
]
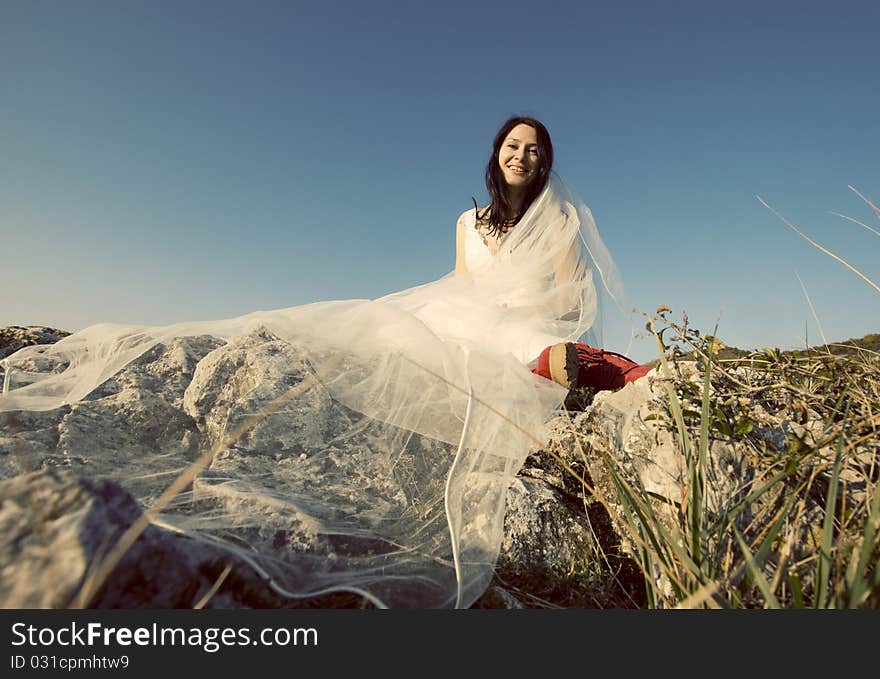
[{"left": 2, "top": 0, "right": 878, "bottom": 362}]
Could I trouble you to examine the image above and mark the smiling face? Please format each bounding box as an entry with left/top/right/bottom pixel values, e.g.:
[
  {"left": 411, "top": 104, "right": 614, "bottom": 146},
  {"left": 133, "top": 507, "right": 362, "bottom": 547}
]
[{"left": 497, "top": 123, "right": 540, "bottom": 191}]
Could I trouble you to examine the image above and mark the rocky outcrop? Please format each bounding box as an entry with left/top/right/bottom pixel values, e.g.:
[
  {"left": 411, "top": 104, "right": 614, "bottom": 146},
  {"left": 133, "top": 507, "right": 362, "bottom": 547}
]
[
  {"left": 2, "top": 326, "right": 613, "bottom": 608},
  {"left": 0, "top": 326, "right": 70, "bottom": 387},
  {"left": 2, "top": 325, "right": 833, "bottom": 609},
  {"left": 0, "top": 326, "right": 70, "bottom": 361},
  {"left": 0, "top": 468, "right": 370, "bottom": 609},
  {"left": 0, "top": 468, "right": 234, "bottom": 608}
]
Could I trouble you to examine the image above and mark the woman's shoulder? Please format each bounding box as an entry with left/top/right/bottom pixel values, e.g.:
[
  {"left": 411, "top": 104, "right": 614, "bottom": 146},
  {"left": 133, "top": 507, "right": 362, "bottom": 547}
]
[{"left": 456, "top": 206, "right": 482, "bottom": 230}]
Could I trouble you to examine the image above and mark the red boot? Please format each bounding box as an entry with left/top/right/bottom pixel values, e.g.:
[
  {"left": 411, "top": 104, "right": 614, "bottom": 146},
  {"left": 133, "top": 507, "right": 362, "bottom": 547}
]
[{"left": 533, "top": 342, "right": 651, "bottom": 392}]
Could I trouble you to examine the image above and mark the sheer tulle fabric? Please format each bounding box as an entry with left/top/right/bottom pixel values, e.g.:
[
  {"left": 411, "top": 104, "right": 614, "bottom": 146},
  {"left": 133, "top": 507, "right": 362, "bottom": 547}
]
[{"left": 0, "top": 173, "right": 630, "bottom": 608}]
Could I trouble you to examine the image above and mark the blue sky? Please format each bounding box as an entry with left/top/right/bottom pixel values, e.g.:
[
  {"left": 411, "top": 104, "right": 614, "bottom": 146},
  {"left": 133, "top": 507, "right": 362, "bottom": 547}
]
[{"left": 2, "top": 0, "right": 878, "bottom": 362}]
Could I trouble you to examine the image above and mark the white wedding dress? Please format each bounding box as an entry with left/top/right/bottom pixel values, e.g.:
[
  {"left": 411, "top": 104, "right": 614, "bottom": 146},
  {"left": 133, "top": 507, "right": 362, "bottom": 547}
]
[{"left": 0, "top": 173, "right": 629, "bottom": 608}]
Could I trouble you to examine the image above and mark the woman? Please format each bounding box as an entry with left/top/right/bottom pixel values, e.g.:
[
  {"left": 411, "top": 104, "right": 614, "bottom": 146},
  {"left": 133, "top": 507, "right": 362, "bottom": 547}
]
[
  {"left": 450, "top": 115, "right": 644, "bottom": 391},
  {"left": 0, "top": 116, "right": 630, "bottom": 609},
  {"left": 456, "top": 116, "right": 554, "bottom": 282}
]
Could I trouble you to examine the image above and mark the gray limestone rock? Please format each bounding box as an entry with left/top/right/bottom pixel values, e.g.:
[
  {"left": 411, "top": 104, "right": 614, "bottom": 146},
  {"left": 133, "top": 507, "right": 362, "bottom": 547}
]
[
  {"left": 0, "top": 326, "right": 70, "bottom": 362},
  {"left": 0, "top": 323, "right": 661, "bottom": 607},
  {"left": 1, "top": 335, "right": 224, "bottom": 506},
  {"left": 0, "top": 468, "right": 253, "bottom": 608},
  {"left": 0, "top": 321, "right": 646, "bottom": 608},
  {"left": 0, "top": 326, "right": 71, "bottom": 389},
  {"left": 500, "top": 476, "right": 597, "bottom": 575}
]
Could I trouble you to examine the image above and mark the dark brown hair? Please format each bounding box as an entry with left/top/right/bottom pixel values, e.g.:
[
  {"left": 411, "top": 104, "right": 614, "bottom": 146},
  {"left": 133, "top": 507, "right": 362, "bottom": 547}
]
[{"left": 478, "top": 116, "right": 554, "bottom": 236}]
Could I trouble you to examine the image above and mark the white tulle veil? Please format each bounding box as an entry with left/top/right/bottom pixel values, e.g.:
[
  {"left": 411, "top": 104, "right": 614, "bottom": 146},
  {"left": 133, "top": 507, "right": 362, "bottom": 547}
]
[{"left": 0, "top": 172, "right": 631, "bottom": 608}]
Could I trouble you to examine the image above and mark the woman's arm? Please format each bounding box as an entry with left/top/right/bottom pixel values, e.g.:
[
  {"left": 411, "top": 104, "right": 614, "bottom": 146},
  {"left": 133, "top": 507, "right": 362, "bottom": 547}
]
[
  {"left": 552, "top": 238, "right": 580, "bottom": 287},
  {"left": 550, "top": 218, "right": 584, "bottom": 317}
]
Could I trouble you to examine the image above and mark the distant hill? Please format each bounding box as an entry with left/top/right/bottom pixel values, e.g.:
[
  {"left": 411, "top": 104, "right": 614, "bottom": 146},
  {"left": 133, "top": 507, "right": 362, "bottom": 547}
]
[
  {"left": 652, "top": 332, "right": 880, "bottom": 365},
  {"left": 783, "top": 333, "right": 880, "bottom": 358}
]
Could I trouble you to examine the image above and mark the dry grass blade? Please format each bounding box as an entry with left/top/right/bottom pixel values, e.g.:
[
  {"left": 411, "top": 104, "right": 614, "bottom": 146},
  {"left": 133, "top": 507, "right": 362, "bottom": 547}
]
[
  {"left": 692, "top": 339, "right": 711, "bottom": 567},
  {"left": 731, "top": 524, "right": 781, "bottom": 609},
  {"left": 848, "top": 185, "right": 880, "bottom": 220},
  {"left": 830, "top": 212, "right": 880, "bottom": 239},
  {"left": 757, "top": 196, "right": 880, "bottom": 294},
  {"left": 795, "top": 271, "right": 832, "bottom": 354},
  {"left": 847, "top": 477, "right": 880, "bottom": 607},
  {"left": 815, "top": 417, "right": 849, "bottom": 608},
  {"left": 673, "top": 580, "right": 722, "bottom": 609},
  {"left": 193, "top": 564, "right": 233, "bottom": 610}
]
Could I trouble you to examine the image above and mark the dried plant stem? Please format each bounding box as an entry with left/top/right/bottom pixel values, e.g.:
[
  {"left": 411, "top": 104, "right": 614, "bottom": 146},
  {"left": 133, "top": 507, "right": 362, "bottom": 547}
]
[{"left": 758, "top": 196, "right": 880, "bottom": 294}]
